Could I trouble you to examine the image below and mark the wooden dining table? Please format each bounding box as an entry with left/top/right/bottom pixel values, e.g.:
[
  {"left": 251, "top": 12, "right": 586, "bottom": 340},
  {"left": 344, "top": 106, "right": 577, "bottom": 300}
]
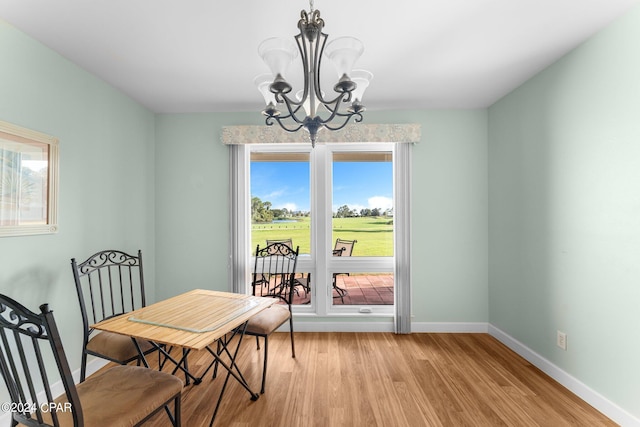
[{"left": 91, "top": 288, "right": 275, "bottom": 426}]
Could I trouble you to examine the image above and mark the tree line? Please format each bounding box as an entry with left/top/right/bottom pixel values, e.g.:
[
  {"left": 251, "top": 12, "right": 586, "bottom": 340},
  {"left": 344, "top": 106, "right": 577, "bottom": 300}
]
[
  {"left": 251, "top": 197, "right": 307, "bottom": 223},
  {"left": 252, "top": 196, "right": 392, "bottom": 223},
  {"left": 334, "top": 205, "right": 393, "bottom": 218}
]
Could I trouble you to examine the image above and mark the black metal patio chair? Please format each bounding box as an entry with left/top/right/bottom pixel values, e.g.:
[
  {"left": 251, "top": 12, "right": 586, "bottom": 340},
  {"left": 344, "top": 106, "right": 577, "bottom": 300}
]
[
  {"left": 245, "top": 242, "right": 299, "bottom": 393},
  {"left": 266, "top": 238, "right": 310, "bottom": 297},
  {"left": 332, "top": 238, "right": 357, "bottom": 303}
]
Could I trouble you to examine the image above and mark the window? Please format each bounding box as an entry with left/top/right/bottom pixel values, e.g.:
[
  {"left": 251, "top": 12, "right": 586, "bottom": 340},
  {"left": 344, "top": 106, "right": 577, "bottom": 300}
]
[
  {"left": 328, "top": 149, "right": 394, "bottom": 309},
  {"left": 226, "top": 124, "right": 416, "bottom": 331},
  {"left": 250, "top": 152, "right": 310, "bottom": 255},
  {"left": 245, "top": 143, "right": 395, "bottom": 316},
  {"left": 0, "top": 120, "right": 59, "bottom": 237}
]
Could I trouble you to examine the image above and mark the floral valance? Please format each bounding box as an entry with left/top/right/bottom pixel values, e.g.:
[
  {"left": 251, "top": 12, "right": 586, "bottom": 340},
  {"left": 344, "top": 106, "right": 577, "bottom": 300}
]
[{"left": 221, "top": 123, "right": 421, "bottom": 145}]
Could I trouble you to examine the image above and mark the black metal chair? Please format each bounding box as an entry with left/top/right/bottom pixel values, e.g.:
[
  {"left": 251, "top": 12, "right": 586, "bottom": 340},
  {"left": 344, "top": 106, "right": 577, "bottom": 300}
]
[
  {"left": 0, "top": 294, "right": 182, "bottom": 427},
  {"left": 71, "top": 249, "right": 157, "bottom": 382},
  {"left": 266, "top": 239, "right": 310, "bottom": 297},
  {"left": 244, "top": 242, "right": 298, "bottom": 393},
  {"left": 332, "top": 238, "right": 357, "bottom": 303}
]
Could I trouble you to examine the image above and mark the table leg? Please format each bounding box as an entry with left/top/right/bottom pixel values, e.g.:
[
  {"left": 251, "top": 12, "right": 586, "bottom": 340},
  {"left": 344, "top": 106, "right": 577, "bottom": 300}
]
[
  {"left": 131, "top": 338, "right": 200, "bottom": 385},
  {"left": 207, "top": 321, "right": 258, "bottom": 427}
]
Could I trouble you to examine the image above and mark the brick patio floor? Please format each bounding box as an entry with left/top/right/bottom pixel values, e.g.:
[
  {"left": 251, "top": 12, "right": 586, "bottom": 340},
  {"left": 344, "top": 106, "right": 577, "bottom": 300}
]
[{"left": 292, "top": 274, "right": 394, "bottom": 305}]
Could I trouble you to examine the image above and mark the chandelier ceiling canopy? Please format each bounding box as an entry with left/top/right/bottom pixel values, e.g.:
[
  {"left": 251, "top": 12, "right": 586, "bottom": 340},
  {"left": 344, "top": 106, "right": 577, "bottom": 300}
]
[{"left": 255, "top": 1, "right": 372, "bottom": 147}]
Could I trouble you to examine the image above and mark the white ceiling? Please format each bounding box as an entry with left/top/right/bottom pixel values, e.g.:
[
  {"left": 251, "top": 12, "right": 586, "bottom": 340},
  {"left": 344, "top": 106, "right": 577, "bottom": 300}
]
[{"left": 0, "top": 0, "right": 638, "bottom": 113}]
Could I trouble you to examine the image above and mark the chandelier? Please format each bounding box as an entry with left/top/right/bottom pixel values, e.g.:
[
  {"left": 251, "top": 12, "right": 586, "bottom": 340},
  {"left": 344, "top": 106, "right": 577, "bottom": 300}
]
[{"left": 255, "top": 1, "right": 372, "bottom": 147}]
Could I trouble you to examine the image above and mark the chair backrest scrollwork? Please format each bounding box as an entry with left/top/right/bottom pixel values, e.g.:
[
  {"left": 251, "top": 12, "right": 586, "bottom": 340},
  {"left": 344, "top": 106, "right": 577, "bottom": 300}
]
[
  {"left": 71, "top": 249, "right": 146, "bottom": 332},
  {"left": 0, "top": 294, "right": 83, "bottom": 426},
  {"left": 251, "top": 242, "right": 299, "bottom": 305}
]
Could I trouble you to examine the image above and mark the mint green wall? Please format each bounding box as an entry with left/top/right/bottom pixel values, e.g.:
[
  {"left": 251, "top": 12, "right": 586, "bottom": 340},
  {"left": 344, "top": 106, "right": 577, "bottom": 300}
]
[
  {"left": 0, "top": 19, "right": 156, "bottom": 380},
  {"left": 154, "top": 113, "right": 249, "bottom": 300},
  {"left": 488, "top": 6, "right": 640, "bottom": 419},
  {"left": 368, "top": 110, "right": 489, "bottom": 323},
  {"left": 154, "top": 110, "right": 489, "bottom": 324},
  {"left": 3, "top": 2, "right": 638, "bottom": 420}
]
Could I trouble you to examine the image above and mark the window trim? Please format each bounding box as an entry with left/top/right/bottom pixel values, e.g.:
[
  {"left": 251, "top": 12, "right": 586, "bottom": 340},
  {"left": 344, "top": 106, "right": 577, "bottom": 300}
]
[
  {"left": 229, "top": 140, "right": 413, "bottom": 332},
  {"left": 0, "top": 120, "right": 59, "bottom": 237},
  {"left": 319, "top": 143, "right": 395, "bottom": 316}
]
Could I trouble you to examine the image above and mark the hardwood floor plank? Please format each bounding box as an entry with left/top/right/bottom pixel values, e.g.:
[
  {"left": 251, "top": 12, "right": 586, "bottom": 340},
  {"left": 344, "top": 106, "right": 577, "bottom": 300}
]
[{"left": 118, "top": 332, "right": 615, "bottom": 427}]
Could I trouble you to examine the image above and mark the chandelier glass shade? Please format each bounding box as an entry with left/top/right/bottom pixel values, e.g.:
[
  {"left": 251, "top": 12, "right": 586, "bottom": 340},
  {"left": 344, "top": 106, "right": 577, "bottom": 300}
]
[{"left": 255, "top": 4, "right": 372, "bottom": 147}]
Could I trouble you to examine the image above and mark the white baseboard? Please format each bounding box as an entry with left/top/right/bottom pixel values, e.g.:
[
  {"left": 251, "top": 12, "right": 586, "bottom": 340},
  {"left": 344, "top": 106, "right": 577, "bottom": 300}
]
[
  {"left": 290, "top": 320, "right": 489, "bottom": 333},
  {"left": 412, "top": 321, "right": 489, "bottom": 333},
  {"left": 489, "top": 324, "right": 640, "bottom": 427},
  {"left": 283, "top": 320, "right": 395, "bottom": 332}
]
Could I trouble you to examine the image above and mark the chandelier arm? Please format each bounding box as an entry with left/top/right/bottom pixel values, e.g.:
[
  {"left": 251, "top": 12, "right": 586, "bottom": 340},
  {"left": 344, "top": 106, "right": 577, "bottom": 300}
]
[
  {"left": 316, "top": 90, "right": 360, "bottom": 127},
  {"left": 294, "top": 33, "right": 311, "bottom": 106},
  {"left": 274, "top": 90, "right": 304, "bottom": 109},
  {"left": 318, "top": 91, "right": 353, "bottom": 115},
  {"left": 313, "top": 91, "right": 352, "bottom": 125},
  {"left": 321, "top": 112, "right": 363, "bottom": 131},
  {"left": 332, "top": 109, "right": 361, "bottom": 118},
  {"left": 313, "top": 32, "right": 330, "bottom": 104},
  {"left": 314, "top": 31, "right": 357, "bottom": 106},
  {"left": 277, "top": 94, "right": 307, "bottom": 124},
  {"left": 265, "top": 116, "right": 304, "bottom": 133}
]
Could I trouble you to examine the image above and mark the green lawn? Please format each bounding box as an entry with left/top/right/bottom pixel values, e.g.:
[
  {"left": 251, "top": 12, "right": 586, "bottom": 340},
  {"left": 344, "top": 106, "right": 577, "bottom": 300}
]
[{"left": 251, "top": 216, "right": 393, "bottom": 256}]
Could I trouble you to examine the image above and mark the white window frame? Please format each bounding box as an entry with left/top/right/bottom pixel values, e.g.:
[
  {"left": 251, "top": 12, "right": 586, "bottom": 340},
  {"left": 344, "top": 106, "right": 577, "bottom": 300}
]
[
  {"left": 315, "top": 143, "right": 395, "bottom": 316},
  {"left": 229, "top": 141, "right": 412, "bottom": 332}
]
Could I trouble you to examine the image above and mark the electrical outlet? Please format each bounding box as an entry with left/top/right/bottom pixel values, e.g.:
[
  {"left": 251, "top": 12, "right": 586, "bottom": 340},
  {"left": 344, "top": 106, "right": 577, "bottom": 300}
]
[{"left": 557, "top": 331, "right": 567, "bottom": 350}]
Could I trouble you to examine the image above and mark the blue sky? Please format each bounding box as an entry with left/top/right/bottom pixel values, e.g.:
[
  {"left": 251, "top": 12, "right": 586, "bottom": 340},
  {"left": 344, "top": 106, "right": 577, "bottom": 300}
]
[{"left": 251, "top": 161, "right": 393, "bottom": 213}]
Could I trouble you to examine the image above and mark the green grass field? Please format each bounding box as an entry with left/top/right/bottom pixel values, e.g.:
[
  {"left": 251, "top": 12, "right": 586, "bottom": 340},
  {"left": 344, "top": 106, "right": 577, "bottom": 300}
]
[{"left": 251, "top": 216, "right": 393, "bottom": 256}]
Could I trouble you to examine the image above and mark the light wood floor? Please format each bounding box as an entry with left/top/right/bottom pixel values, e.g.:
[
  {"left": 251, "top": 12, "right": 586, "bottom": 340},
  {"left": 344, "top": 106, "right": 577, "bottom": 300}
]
[{"left": 135, "top": 332, "right": 614, "bottom": 427}]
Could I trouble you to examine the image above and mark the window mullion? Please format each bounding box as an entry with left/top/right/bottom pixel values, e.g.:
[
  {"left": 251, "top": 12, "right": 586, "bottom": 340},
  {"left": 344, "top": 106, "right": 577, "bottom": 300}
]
[{"left": 311, "top": 145, "right": 330, "bottom": 315}]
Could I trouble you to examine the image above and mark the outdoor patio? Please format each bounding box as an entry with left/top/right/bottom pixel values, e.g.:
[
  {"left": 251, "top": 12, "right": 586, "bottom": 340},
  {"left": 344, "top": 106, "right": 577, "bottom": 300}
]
[{"left": 292, "top": 273, "right": 394, "bottom": 305}]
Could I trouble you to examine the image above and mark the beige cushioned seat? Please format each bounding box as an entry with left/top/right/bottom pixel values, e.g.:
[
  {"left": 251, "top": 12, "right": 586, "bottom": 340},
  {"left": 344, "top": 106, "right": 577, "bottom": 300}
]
[
  {"left": 244, "top": 305, "right": 290, "bottom": 335},
  {"left": 87, "top": 331, "right": 154, "bottom": 361},
  {"left": 21, "top": 365, "right": 183, "bottom": 427}
]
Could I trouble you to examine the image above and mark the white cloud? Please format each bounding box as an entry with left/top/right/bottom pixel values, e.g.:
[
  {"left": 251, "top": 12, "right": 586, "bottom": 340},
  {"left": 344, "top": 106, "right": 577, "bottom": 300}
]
[
  {"left": 368, "top": 196, "right": 393, "bottom": 210},
  {"left": 273, "top": 202, "right": 298, "bottom": 211}
]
